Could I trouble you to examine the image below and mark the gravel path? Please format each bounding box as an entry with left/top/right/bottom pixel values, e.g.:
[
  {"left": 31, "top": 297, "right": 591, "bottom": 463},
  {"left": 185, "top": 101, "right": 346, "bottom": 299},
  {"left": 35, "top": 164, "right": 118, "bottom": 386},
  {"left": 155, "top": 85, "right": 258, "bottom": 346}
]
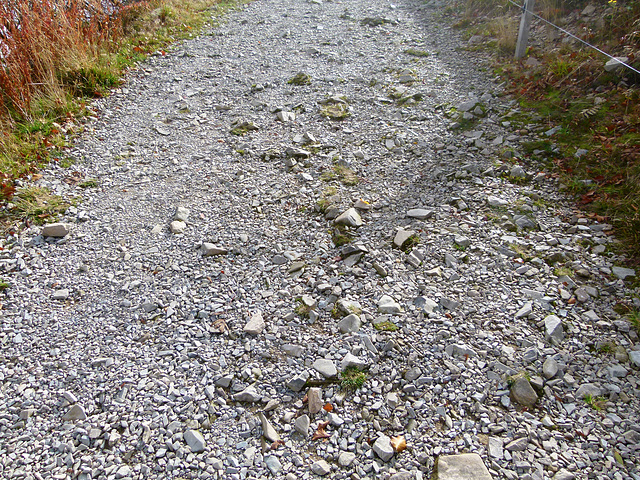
[{"left": 1, "top": 0, "right": 639, "bottom": 479}]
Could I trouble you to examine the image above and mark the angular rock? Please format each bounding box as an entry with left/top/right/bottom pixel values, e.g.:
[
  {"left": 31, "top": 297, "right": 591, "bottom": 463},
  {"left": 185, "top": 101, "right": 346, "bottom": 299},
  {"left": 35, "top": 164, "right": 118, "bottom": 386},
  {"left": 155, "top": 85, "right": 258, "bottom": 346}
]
[
  {"left": 243, "top": 311, "right": 265, "bottom": 334},
  {"left": 372, "top": 434, "right": 394, "bottom": 462},
  {"left": 544, "top": 314, "right": 564, "bottom": 344},
  {"left": 277, "top": 111, "right": 296, "bottom": 122},
  {"left": 604, "top": 57, "right": 629, "bottom": 72},
  {"left": 337, "top": 313, "right": 361, "bottom": 333},
  {"left": 170, "top": 220, "right": 186, "bottom": 234},
  {"left": 285, "top": 146, "right": 311, "bottom": 158},
  {"left": 264, "top": 455, "right": 282, "bottom": 475},
  {"left": 335, "top": 208, "right": 363, "bottom": 227},
  {"left": 629, "top": 349, "right": 640, "bottom": 367},
  {"left": 510, "top": 376, "right": 538, "bottom": 407},
  {"left": 488, "top": 437, "right": 503, "bottom": 460},
  {"left": 42, "top": 223, "right": 70, "bottom": 238},
  {"left": 53, "top": 289, "right": 70, "bottom": 301},
  {"left": 406, "top": 208, "right": 433, "bottom": 220},
  {"left": 393, "top": 228, "right": 415, "bottom": 248},
  {"left": 542, "top": 357, "right": 559, "bottom": 379},
  {"left": 338, "top": 451, "right": 356, "bottom": 467},
  {"left": 313, "top": 359, "right": 337, "bottom": 378},
  {"left": 435, "top": 453, "right": 492, "bottom": 480},
  {"left": 341, "top": 352, "right": 367, "bottom": 370},
  {"left": 232, "top": 386, "right": 261, "bottom": 402},
  {"left": 307, "top": 387, "right": 323, "bottom": 414},
  {"left": 184, "top": 429, "right": 206, "bottom": 453},
  {"left": 258, "top": 412, "right": 281, "bottom": 443},
  {"left": 378, "top": 295, "right": 403, "bottom": 314},
  {"left": 611, "top": 266, "right": 635, "bottom": 280},
  {"left": 62, "top": 404, "right": 86, "bottom": 421},
  {"left": 311, "top": 460, "right": 331, "bottom": 475},
  {"left": 287, "top": 371, "right": 310, "bottom": 392},
  {"left": 174, "top": 206, "right": 190, "bottom": 222},
  {"left": 202, "top": 243, "right": 228, "bottom": 256},
  {"left": 575, "top": 383, "right": 602, "bottom": 399},
  {"left": 487, "top": 195, "right": 508, "bottom": 207},
  {"left": 294, "top": 414, "right": 310, "bottom": 435}
]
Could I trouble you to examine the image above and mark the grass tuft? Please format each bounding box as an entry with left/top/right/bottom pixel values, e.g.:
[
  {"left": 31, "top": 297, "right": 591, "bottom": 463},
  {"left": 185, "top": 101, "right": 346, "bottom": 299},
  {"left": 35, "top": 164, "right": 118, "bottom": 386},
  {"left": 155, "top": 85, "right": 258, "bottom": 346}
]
[
  {"left": 7, "top": 186, "right": 70, "bottom": 224},
  {"left": 341, "top": 366, "right": 367, "bottom": 391}
]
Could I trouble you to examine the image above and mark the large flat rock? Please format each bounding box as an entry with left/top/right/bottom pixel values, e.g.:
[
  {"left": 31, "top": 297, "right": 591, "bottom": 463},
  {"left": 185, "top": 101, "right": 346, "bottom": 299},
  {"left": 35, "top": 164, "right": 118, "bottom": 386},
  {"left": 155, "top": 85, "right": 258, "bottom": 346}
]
[{"left": 435, "top": 453, "right": 492, "bottom": 480}]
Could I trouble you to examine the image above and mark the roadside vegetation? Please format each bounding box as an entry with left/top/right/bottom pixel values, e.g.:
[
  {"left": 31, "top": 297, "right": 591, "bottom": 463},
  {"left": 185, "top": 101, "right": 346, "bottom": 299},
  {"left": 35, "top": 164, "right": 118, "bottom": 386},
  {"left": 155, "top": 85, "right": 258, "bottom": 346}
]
[
  {"left": 445, "top": 0, "right": 640, "bottom": 261},
  {"left": 0, "top": 0, "right": 237, "bottom": 227}
]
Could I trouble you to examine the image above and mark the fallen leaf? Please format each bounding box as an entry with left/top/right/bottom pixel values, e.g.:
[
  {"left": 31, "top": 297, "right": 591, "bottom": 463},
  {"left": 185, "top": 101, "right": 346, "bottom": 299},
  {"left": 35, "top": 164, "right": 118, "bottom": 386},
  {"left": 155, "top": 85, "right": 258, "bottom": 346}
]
[
  {"left": 270, "top": 440, "right": 285, "bottom": 450},
  {"left": 312, "top": 421, "right": 330, "bottom": 441},
  {"left": 323, "top": 403, "right": 333, "bottom": 412},
  {"left": 390, "top": 435, "right": 406, "bottom": 453}
]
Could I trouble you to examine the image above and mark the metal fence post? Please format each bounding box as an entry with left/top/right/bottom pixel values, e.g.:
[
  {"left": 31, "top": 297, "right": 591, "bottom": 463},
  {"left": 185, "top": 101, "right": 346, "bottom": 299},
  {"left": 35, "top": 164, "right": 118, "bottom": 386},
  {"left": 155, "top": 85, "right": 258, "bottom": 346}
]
[{"left": 515, "top": 0, "right": 536, "bottom": 59}]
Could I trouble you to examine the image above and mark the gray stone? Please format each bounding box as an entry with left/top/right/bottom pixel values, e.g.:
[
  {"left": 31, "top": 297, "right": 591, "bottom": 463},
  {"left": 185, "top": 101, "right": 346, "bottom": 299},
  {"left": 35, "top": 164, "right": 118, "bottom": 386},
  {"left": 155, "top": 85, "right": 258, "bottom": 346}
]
[
  {"left": 258, "top": 412, "right": 280, "bottom": 443},
  {"left": 294, "top": 414, "right": 310, "bottom": 435},
  {"left": 372, "top": 434, "right": 394, "bottom": 462},
  {"left": 313, "top": 359, "right": 337, "bottom": 378},
  {"left": 435, "top": 453, "right": 492, "bottom": 480},
  {"left": 544, "top": 315, "right": 564, "bottom": 344},
  {"left": 53, "top": 289, "right": 70, "bottom": 301},
  {"left": 454, "top": 234, "right": 470, "bottom": 248},
  {"left": 542, "top": 357, "right": 559, "bottom": 379},
  {"left": 488, "top": 437, "right": 503, "bottom": 460},
  {"left": 62, "top": 404, "right": 86, "bottom": 421},
  {"left": 487, "top": 195, "right": 508, "bottom": 207},
  {"left": 553, "top": 469, "right": 576, "bottom": 480},
  {"left": 341, "top": 352, "right": 367, "bottom": 370},
  {"left": 307, "top": 387, "right": 323, "bottom": 414},
  {"left": 338, "top": 451, "right": 356, "bottom": 467},
  {"left": 202, "top": 243, "right": 228, "bottom": 256},
  {"left": 184, "top": 429, "right": 206, "bottom": 453},
  {"left": 42, "top": 223, "right": 70, "bottom": 237},
  {"left": 378, "top": 295, "right": 403, "bottom": 314},
  {"left": 510, "top": 376, "right": 538, "bottom": 407},
  {"left": 604, "top": 57, "right": 629, "bottom": 72},
  {"left": 232, "top": 386, "right": 261, "bottom": 402},
  {"left": 169, "top": 220, "right": 186, "bottom": 234},
  {"left": 287, "top": 371, "right": 309, "bottom": 392},
  {"left": 335, "top": 208, "right": 363, "bottom": 227},
  {"left": 445, "top": 344, "right": 477, "bottom": 358},
  {"left": 504, "top": 437, "right": 528, "bottom": 451},
  {"left": 628, "top": 349, "right": 640, "bottom": 367},
  {"left": 575, "top": 383, "right": 602, "bottom": 399},
  {"left": 414, "top": 296, "right": 438, "bottom": 314},
  {"left": 277, "top": 111, "right": 296, "bottom": 122},
  {"left": 311, "top": 460, "right": 331, "bottom": 475},
  {"left": 282, "top": 344, "right": 304, "bottom": 357},
  {"left": 393, "top": 228, "right": 415, "bottom": 248},
  {"left": 174, "top": 206, "right": 190, "bottom": 222},
  {"left": 337, "top": 313, "right": 361, "bottom": 333},
  {"left": 243, "top": 311, "right": 265, "bottom": 334},
  {"left": 612, "top": 266, "right": 635, "bottom": 280},
  {"left": 514, "top": 302, "right": 532, "bottom": 318},
  {"left": 285, "top": 146, "right": 311, "bottom": 158},
  {"left": 458, "top": 100, "right": 477, "bottom": 112},
  {"left": 264, "top": 455, "right": 282, "bottom": 475},
  {"left": 406, "top": 208, "right": 433, "bottom": 220}
]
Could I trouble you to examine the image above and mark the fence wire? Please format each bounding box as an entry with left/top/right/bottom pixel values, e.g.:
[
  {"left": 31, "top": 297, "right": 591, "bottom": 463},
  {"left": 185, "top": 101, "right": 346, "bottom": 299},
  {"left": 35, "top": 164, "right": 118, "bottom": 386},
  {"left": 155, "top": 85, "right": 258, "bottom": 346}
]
[{"left": 509, "top": 0, "right": 640, "bottom": 75}]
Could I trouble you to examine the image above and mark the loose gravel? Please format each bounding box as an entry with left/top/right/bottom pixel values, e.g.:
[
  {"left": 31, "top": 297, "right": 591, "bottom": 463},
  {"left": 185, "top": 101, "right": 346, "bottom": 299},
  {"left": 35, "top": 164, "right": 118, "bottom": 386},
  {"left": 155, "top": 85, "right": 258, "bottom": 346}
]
[{"left": 1, "top": 0, "right": 639, "bottom": 479}]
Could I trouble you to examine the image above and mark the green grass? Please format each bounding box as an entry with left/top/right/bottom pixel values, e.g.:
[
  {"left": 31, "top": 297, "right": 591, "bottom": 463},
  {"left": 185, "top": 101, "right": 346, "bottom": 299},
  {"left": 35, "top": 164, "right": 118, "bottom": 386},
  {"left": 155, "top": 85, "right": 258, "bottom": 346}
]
[
  {"left": 0, "top": 280, "right": 10, "bottom": 290},
  {"left": 341, "top": 366, "right": 367, "bottom": 391},
  {"left": 332, "top": 227, "right": 353, "bottom": 247},
  {"left": 554, "top": 266, "right": 573, "bottom": 277},
  {"left": 404, "top": 48, "right": 430, "bottom": 57},
  {"left": 583, "top": 394, "right": 606, "bottom": 411},
  {"left": 320, "top": 104, "right": 350, "bottom": 120},
  {"left": 6, "top": 186, "right": 70, "bottom": 225},
  {"left": 288, "top": 72, "right": 311, "bottom": 86},
  {"left": 373, "top": 320, "right": 399, "bottom": 332},
  {"left": 628, "top": 309, "right": 640, "bottom": 335}
]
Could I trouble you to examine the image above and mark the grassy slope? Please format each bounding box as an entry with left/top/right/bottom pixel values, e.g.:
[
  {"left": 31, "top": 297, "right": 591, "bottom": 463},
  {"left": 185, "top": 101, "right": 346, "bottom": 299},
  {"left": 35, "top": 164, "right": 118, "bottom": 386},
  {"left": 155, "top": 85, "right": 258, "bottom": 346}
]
[
  {"left": 0, "top": 0, "right": 243, "bottom": 227},
  {"left": 444, "top": 0, "right": 640, "bottom": 263}
]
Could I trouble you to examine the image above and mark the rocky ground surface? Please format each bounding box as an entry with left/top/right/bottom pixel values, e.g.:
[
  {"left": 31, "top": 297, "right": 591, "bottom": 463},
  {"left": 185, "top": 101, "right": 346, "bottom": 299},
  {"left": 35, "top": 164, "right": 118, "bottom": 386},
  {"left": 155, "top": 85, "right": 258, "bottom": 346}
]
[{"left": 1, "top": 0, "right": 639, "bottom": 478}]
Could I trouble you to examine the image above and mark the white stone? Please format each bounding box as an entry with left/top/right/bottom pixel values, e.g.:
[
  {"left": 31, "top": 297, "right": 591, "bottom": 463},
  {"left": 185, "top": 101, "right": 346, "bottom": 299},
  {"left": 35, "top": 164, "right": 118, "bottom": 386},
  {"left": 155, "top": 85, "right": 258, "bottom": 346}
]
[
  {"left": 202, "top": 243, "right": 228, "bottom": 256},
  {"left": 313, "top": 359, "right": 337, "bottom": 378},
  {"left": 335, "top": 208, "right": 363, "bottom": 227},
  {"left": 243, "top": 311, "right": 265, "bottom": 334},
  {"left": 184, "top": 429, "right": 206, "bottom": 453},
  {"left": 42, "top": 223, "right": 70, "bottom": 237},
  {"left": 378, "top": 295, "right": 403, "bottom": 314},
  {"left": 170, "top": 220, "right": 186, "bottom": 234},
  {"left": 373, "top": 434, "right": 394, "bottom": 462},
  {"left": 544, "top": 314, "right": 564, "bottom": 344}
]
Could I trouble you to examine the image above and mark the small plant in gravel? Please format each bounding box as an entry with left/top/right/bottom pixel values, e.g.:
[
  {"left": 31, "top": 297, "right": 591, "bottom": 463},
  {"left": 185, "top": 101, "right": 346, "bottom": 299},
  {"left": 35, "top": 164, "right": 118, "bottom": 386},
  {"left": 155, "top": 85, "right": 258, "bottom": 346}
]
[
  {"left": 7, "top": 187, "right": 69, "bottom": 224},
  {"left": 320, "top": 104, "right": 350, "bottom": 120},
  {"left": 554, "top": 266, "right": 573, "bottom": 277},
  {"left": 287, "top": 72, "right": 311, "bottom": 86},
  {"left": 403, "top": 48, "right": 430, "bottom": 57},
  {"left": 79, "top": 179, "right": 99, "bottom": 189},
  {"left": 373, "top": 320, "right": 399, "bottom": 332},
  {"left": 341, "top": 366, "right": 367, "bottom": 391},
  {"left": 627, "top": 309, "right": 640, "bottom": 335},
  {"left": 294, "top": 298, "right": 311, "bottom": 318},
  {"left": 583, "top": 394, "right": 606, "bottom": 411},
  {"left": 332, "top": 226, "right": 353, "bottom": 247},
  {"left": 399, "top": 234, "right": 420, "bottom": 253},
  {"left": 0, "top": 279, "right": 10, "bottom": 290},
  {"left": 334, "top": 165, "right": 359, "bottom": 186}
]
